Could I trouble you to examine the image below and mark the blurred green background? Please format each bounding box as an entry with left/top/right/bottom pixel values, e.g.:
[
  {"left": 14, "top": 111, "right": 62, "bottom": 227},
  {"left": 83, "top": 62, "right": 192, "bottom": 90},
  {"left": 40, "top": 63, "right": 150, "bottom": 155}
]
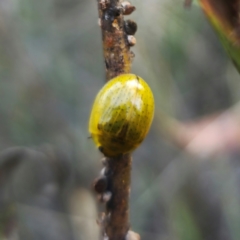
[{"left": 1, "top": 0, "right": 240, "bottom": 239}]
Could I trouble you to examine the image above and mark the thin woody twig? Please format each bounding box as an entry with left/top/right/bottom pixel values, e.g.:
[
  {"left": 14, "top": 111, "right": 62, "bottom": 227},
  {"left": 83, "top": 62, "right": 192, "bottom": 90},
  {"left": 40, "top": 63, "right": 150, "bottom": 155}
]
[
  {"left": 98, "top": 0, "right": 134, "bottom": 80},
  {"left": 95, "top": 0, "right": 138, "bottom": 239},
  {"left": 104, "top": 154, "right": 132, "bottom": 240}
]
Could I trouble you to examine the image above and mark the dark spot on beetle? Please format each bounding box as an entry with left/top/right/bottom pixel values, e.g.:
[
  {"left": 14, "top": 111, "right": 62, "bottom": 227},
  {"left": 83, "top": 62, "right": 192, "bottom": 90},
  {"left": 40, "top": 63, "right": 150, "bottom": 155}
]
[
  {"left": 136, "top": 75, "right": 140, "bottom": 82},
  {"left": 118, "top": 122, "right": 129, "bottom": 139}
]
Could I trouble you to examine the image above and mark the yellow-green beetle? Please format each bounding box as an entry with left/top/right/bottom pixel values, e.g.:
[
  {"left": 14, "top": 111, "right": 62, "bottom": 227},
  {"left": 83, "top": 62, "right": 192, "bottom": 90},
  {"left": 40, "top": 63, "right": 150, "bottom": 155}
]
[{"left": 89, "top": 74, "right": 154, "bottom": 157}]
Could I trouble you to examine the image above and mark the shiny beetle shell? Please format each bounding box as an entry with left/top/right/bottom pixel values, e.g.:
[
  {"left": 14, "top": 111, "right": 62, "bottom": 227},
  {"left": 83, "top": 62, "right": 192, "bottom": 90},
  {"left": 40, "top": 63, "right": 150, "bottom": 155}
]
[{"left": 89, "top": 74, "right": 154, "bottom": 157}]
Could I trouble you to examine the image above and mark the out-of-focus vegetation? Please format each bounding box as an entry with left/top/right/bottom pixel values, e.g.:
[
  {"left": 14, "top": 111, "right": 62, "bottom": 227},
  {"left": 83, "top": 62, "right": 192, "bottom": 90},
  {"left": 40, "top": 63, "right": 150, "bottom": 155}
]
[
  {"left": 1, "top": 0, "right": 240, "bottom": 239},
  {"left": 199, "top": 0, "right": 240, "bottom": 74}
]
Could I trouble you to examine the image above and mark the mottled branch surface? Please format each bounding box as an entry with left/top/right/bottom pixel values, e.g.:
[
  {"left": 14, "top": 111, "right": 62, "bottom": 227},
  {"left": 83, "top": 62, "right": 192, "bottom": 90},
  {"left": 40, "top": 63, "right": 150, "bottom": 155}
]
[
  {"left": 105, "top": 154, "right": 131, "bottom": 240},
  {"left": 96, "top": 0, "right": 136, "bottom": 239},
  {"left": 98, "top": 0, "right": 133, "bottom": 80}
]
